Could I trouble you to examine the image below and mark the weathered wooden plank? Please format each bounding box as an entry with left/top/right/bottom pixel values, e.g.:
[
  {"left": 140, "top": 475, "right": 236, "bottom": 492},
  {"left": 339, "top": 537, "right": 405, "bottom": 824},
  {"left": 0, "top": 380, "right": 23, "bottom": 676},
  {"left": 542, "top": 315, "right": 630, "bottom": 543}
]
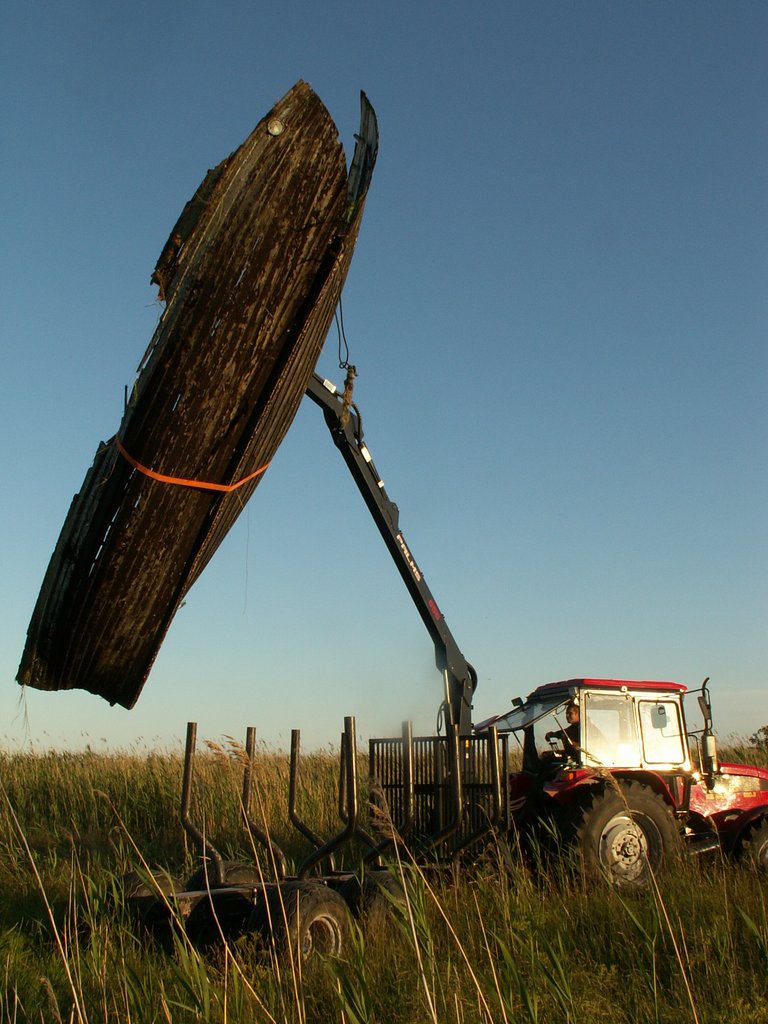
[{"left": 17, "top": 83, "right": 378, "bottom": 708}]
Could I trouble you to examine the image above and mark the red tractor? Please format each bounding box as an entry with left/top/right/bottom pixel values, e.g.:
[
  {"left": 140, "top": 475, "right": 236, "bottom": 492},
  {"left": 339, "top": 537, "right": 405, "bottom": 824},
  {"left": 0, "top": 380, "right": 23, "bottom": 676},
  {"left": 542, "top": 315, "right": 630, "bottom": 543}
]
[{"left": 477, "top": 677, "right": 768, "bottom": 884}]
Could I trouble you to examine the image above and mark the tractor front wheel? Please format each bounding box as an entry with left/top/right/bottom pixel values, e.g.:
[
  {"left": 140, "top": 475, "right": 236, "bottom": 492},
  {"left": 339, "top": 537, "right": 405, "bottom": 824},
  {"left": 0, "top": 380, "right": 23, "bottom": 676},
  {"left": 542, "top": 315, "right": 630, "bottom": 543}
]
[{"left": 565, "top": 780, "right": 682, "bottom": 887}]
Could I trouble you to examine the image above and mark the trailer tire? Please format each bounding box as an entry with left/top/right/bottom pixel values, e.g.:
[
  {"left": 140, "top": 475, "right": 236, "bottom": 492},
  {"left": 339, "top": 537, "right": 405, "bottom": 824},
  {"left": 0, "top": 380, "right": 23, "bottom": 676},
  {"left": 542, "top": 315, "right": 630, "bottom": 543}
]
[
  {"left": 338, "top": 870, "right": 405, "bottom": 920},
  {"left": 120, "top": 868, "right": 180, "bottom": 918},
  {"left": 565, "top": 780, "right": 682, "bottom": 887},
  {"left": 185, "top": 861, "right": 262, "bottom": 890},
  {"left": 743, "top": 819, "right": 768, "bottom": 871},
  {"left": 115, "top": 868, "right": 182, "bottom": 943},
  {"left": 120, "top": 868, "right": 180, "bottom": 899},
  {"left": 248, "top": 881, "right": 351, "bottom": 961}
]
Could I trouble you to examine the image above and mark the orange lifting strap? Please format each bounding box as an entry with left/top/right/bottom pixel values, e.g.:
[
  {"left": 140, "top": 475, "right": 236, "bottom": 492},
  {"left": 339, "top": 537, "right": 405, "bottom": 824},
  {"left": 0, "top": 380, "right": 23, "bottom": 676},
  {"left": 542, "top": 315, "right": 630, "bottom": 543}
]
[{"left": 114, "top": 435, "right": 270, "bottom": 493}]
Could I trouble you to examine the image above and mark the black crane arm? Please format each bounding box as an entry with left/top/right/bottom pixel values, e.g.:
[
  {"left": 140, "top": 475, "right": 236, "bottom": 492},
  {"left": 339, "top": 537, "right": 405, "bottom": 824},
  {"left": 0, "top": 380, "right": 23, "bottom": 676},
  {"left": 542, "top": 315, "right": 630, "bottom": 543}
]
[{"left": 305, "top": 373, "right": 476, "bottom": 735}]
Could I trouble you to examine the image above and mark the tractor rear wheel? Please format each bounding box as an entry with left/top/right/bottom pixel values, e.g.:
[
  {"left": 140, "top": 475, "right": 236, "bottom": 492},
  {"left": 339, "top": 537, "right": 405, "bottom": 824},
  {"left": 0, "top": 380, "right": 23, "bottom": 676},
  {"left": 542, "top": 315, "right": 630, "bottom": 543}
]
[
  {"left": 565, "top": 780, "right": 682, "bottom": 887},
  {"left": 248, "top": 881, "right": 351, "bottom": 961}
]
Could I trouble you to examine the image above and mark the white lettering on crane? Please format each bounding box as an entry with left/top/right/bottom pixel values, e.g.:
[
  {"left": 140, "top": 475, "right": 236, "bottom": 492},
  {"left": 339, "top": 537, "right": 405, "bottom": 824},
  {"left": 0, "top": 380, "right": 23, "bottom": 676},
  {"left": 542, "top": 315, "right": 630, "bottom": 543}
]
[{"left": 396, "top": 533, "right": 422, "bottom": 582}]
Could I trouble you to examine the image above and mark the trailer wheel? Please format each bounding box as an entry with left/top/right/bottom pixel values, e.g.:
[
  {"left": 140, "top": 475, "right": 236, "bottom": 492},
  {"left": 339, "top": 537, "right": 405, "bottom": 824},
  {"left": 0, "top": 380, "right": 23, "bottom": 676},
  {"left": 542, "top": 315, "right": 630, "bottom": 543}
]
[
  {"left": 565, "top": 781, "right": 682, "bottom": 887},
  {"left": 120, "top": 868, "right": 180, "bottom": 915},
  {"left": 117, "top": 868, "right": 182, "bottom": 940},
  {"left": 743, "top": 819, "right": 768, "bottom": 871},
  {"left": 339, "top": 870, "right": 405, "bottom": 920},
  {"left": 248, "top": 881, "right": 351, "bottom": 961},
  {"left": 185, "top": 861, "right": 262, "bottom": 890}
]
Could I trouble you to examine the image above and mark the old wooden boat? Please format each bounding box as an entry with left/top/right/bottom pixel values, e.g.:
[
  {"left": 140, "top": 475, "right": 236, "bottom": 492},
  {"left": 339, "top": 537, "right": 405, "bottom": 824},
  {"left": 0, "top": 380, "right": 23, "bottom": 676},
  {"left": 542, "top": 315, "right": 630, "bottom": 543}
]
[{"left": 18, "top": 81, "right": 378, "bottom": 708}]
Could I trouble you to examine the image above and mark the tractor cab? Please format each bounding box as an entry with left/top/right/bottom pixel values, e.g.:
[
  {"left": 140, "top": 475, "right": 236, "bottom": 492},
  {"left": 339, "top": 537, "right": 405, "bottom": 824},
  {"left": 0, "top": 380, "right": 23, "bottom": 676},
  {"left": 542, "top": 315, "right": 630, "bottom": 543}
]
[
  {"left": 481, "top": 678, "right": 696, "bottom": 776},
  {"left": 477, "top": 677, "right": 768, "bottom": 881}
]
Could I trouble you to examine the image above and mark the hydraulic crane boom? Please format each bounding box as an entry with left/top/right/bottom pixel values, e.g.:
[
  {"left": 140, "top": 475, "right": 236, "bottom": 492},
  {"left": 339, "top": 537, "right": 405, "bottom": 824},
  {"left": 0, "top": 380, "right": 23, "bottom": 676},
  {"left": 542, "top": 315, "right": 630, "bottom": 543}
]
[{"left": 305, "top": 373, "right": 476, "bottom": 735}]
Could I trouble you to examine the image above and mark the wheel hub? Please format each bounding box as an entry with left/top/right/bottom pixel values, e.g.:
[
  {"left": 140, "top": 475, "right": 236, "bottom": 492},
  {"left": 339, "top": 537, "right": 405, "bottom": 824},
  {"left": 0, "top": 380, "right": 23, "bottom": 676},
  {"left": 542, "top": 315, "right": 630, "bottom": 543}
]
[
  {"left": 600, "top": 814, "right": 648, "bottom": 879},
  {"left": 303, "top": 914, "right": 343, "bottom": 958}
]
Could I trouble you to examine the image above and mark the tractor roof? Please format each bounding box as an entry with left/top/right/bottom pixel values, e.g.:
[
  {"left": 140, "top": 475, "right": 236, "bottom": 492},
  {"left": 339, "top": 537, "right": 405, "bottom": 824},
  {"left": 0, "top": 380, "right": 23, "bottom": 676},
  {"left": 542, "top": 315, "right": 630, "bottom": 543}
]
[{"left": 530, "top": 678, "right": 687, "bottom": 698}]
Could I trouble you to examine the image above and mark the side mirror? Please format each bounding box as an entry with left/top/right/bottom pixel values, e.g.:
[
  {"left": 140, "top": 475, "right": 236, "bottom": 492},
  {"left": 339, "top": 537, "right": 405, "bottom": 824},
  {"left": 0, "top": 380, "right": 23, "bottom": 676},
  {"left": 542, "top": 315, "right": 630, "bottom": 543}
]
[
  {"left": 697, "top": 693, "right": 711, "bottom": 722},
  {"left": 697, "top": 677, "right": 713, "bottom": 729}
]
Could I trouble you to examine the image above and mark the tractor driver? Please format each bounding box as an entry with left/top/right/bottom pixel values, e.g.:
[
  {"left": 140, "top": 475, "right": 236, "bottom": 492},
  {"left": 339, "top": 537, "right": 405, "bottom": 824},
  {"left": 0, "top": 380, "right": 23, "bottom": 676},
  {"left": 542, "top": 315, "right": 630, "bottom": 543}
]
[{"left": 545, "top": 702, "right": 581, "bottom": 753}]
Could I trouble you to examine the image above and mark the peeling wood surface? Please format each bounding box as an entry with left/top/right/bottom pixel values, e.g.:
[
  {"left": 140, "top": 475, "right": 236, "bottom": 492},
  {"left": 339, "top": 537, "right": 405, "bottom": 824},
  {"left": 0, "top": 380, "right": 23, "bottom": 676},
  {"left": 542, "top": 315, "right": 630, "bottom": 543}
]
[{"left": 18, "top": 82, "right": 378, "bottom": 709}]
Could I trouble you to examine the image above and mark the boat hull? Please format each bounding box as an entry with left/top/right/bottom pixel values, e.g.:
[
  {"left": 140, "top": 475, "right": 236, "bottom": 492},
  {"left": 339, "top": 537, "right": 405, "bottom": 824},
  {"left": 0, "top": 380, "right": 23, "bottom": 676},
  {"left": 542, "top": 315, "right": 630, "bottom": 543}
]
[{"left": 17, "top": 82, "right": 377, "bottom": 708}]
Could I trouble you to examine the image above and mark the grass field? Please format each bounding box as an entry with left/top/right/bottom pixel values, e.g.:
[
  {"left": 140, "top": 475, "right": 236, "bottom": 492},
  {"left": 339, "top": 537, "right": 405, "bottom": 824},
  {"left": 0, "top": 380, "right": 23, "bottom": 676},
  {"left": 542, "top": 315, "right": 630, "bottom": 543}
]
[{"left": 1, "top": 738, "right": 767, "bottom": 1023}]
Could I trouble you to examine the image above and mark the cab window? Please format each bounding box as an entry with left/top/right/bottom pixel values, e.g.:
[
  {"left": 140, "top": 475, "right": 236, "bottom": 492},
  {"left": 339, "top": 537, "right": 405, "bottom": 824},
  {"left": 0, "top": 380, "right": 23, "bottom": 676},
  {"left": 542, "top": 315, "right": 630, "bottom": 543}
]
[
  {"left": 582, "top": 693, "right": 641, "bottom": 767},
  {"left": 638, "top": 700, "right": 685, "bottom": 764}
]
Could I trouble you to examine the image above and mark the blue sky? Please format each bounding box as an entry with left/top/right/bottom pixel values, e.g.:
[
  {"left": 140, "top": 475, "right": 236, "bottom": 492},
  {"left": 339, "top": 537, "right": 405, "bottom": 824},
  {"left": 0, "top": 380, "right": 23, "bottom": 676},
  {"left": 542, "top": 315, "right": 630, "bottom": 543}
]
[{"left": 1, "top": 1, "right": 765, "bottom": 752}]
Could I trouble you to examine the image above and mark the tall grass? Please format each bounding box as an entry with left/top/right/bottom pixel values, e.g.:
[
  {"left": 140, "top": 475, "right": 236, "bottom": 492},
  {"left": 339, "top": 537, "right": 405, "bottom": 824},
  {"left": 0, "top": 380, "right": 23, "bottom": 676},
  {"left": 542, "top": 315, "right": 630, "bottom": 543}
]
[{"left": 1, "top": 741, "right": 767, "bottom": 1023}]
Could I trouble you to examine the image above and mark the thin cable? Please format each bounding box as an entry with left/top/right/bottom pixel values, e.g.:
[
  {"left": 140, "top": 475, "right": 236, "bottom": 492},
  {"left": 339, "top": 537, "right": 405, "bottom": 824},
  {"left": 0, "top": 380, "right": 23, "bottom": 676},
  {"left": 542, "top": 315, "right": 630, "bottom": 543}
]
[{"left": 335, "top": 297, "right": 352, "bottom": 370}]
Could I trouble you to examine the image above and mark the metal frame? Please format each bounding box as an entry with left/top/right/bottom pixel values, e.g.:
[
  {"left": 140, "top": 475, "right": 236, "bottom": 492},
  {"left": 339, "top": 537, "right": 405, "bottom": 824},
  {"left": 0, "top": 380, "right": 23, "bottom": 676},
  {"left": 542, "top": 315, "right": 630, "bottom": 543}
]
[{"left": 368, "top": 725, "right": 510, "bottom": 862}]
